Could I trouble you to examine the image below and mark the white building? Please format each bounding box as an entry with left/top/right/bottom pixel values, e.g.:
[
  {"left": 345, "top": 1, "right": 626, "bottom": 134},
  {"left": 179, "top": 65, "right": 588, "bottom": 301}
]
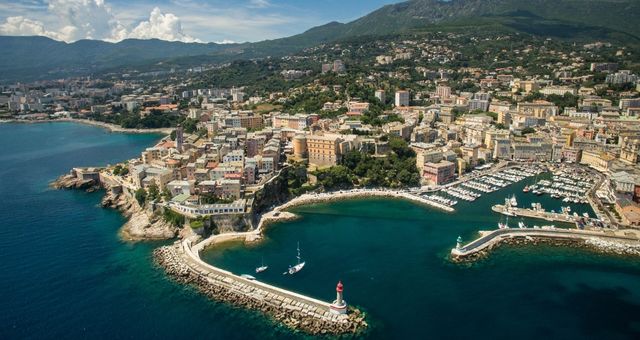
[{"left": 395, "top": 90, "right": 409, "bottom": 107}]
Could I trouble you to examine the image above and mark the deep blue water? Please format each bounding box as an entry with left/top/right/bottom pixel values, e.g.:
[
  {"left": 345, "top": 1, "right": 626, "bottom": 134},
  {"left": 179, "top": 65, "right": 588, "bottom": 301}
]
[{"left": 1, "top": 122, "right": 640, "bottom": 340}]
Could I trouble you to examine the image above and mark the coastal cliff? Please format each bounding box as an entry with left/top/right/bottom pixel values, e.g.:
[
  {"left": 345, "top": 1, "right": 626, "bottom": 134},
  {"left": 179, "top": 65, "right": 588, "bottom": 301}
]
[
  {"left": 53, "top": 170, "right": 178, "bottom": 241},
  {"left": 100, "top": 190, "right": 177, "bottom": 240}
]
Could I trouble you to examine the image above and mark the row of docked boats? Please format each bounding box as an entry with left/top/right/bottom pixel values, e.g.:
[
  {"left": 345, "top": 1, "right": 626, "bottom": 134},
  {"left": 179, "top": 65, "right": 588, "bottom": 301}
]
[
  {"left": 442, "top": 187, "right": 480, "bottom": 202},
  {"left": 423, "top": 194, "right": 458, "bottom": 207},
  {"left": 438, "top": 165, "right": 542, "bottom": 205}
]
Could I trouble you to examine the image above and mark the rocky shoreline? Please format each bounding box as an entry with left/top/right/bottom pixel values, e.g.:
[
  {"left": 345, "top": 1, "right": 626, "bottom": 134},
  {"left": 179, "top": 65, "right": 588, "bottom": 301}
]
[
  {"left": 100, "top": 189, "right": 177, "bottom": 241},
  {"left": 52, "top": 172, "right": 177, "bottom": 241},
  {"left": 452, "top": 235, "right": 640, "bottom": 263},
  {"left": 153, "top": 244, "right": 368, "bottom": 335},
  {"left": 51, "top": 173, "right": 101, "bottom": 192},
  {"left": 1, "top": 118, "right": 173, "bottom": 134}
]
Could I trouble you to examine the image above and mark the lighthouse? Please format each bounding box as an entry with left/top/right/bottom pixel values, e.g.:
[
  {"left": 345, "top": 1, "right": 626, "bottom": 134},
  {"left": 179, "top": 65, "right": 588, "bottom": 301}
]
[
  {"left": 329, "top": 281, "right": 348, "bottom": 315},
  {"left": 456, "top": 236, "right": 463, "bottom": 250}
]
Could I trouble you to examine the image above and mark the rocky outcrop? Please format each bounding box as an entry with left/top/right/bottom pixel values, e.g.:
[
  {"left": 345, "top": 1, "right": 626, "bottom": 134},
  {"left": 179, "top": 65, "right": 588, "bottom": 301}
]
[
  {"left": 154, "top": 244, "right": 368, "bottom": 335},
  {"left": 51, "top": 174, "right": 99, "bottom": 192},
  {"left": 101, "top": 190, "right": 177, "bottom": 241}
]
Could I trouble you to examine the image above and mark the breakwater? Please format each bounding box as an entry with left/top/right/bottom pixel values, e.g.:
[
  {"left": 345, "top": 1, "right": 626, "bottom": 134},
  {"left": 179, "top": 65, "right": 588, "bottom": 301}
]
[
  {"left": 154, "top": 237, "right": 367, "bottom": 335},
  {"left": 451, "top": 228, "right": 640, "bottom": 262}
]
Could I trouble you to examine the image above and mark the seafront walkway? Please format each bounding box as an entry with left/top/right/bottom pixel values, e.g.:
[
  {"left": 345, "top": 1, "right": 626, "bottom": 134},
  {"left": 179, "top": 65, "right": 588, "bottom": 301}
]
[
  {"left": 451, "top": 227, "right": 640, "bottom": 259},
  {"left": 270, "top": 189, "right": 455, "bottom": 214}
]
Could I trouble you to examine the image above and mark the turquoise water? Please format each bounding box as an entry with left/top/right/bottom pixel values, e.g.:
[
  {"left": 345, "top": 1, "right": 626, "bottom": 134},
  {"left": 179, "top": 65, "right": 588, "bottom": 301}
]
[
  {"left": 1, "top": 122, "right": 639, "bottom": 339},
  {"left": 204, "top": 184, "right": 640, "bottom": 339}
]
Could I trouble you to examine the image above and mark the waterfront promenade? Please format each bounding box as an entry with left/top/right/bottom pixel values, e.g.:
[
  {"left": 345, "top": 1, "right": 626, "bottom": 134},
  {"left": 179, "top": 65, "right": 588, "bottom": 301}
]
[
  {"left": 451, "top": 227, "right": 640, "bottom": 260},
  {"left": 266, "top": 189, "right": 455, "bottom": 217}
]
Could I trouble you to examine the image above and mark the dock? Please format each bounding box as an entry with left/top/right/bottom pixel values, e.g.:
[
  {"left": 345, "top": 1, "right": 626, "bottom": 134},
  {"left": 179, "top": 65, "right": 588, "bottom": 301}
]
[
  {"left": 491, "top": 204, "right": 593, "bottom": 225},
  {"left": 451, "top": 227, "right": 640, "bottom": 261}
]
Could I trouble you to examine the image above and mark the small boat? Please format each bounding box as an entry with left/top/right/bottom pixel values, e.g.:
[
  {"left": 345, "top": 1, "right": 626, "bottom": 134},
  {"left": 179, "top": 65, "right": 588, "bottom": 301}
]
[
  {"left": 498, "top": 216, "right": 510, "bottom": 229},
  {"left": 582, "top": 213, "right": 589, "bottom": 218},
  {"left": 518, "top": 220, "right": 527, "bottom": 229},
  {"left": 284, "top": 242, "right": 305, "bottom": 275},
  {"left": 523, "top": 186, "right": 530, "bottom": 193},
  {"left": 241, "top": 274, "right": 256, "bottom": 280},
  {"left": 510, "top": 195, "right": 518, "bottom": 207},
  {"left": 255, "top": 257, "right": 268, "bottom": 273}
]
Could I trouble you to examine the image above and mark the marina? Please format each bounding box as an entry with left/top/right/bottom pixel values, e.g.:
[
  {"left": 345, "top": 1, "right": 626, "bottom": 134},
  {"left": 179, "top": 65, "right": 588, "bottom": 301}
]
[{"left": 426, "top": 165, "right": 545, "bottom": 208}]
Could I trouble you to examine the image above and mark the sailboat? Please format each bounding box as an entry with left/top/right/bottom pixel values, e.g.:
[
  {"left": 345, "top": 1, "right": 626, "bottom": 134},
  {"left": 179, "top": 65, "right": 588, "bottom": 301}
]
[
  {"left": 284, "top": 242, "right": 305, "bottom": 275},
  {"left": 255, "top": 257, "right": 268, "bottom": 273}
]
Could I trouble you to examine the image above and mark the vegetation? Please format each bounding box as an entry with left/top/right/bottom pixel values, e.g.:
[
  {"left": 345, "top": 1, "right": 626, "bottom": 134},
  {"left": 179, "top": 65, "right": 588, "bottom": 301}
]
[
  {"left": 163, "top": 209, "right": 185, "bottom": 227},
  {"left": 112, "top": 164, "right": 128, "bottom": 176},
  {"left": 134, "top": 188, "right": 147, "bottom": 206},
  {"left": 315, "top": 135, "right": 420, "bottom": 190}
]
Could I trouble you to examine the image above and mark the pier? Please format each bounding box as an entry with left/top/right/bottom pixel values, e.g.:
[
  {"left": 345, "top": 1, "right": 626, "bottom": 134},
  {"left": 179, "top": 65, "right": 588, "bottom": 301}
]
[
  {"left": 491, "top": 204, "right": 594, "bottom": 225},
  {"left": 153, "top": 234, "right": 366, "bottom": 335},
  {"left": 451, "top": 227, "right": 640, "bottom": 261}
]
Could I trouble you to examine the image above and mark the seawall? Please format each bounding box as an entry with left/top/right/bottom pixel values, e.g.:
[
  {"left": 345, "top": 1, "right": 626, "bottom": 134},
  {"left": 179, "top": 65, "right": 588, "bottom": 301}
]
[
  {"left": 451, "top": 228, "right": 640, "bottom": 262},
  {"left": 154, "top": 236, "right": 367, "bottom": 335}
]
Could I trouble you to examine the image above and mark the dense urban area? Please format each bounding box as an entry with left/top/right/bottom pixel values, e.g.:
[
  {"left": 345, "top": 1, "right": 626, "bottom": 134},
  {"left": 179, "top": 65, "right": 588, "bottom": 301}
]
[{"left": 3, "top": 30, "right": 640, "bottom": 235}]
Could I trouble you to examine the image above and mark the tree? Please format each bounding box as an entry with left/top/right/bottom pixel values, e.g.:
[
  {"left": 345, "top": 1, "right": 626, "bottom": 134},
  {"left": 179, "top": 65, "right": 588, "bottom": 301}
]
[
  {"left": 148, "top": 184, "right": 160, "bottom": 202},
  {"left": 521, "top": 127, "right": 536, "bottom": 135},
  {"left": 135, "top": 188, "right": 147, "bottom": 206}
]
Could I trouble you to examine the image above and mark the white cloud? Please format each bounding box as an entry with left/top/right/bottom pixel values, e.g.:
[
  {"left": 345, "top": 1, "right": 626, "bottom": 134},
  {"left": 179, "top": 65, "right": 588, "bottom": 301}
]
[
  {"left": 248, "top": 0, "right": 271, "bottom": 9},
  {"left": 0, "top": 0, "right": 198, "bottom": 43},
  {"left": 128, "top": 7, "right": 199, "bottom": 42}
]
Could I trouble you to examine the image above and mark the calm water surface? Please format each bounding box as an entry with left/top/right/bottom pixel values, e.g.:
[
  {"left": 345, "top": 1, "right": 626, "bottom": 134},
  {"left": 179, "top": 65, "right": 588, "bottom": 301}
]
[{"left": 1, "top": 122, "right": 639, "bottom": 339}]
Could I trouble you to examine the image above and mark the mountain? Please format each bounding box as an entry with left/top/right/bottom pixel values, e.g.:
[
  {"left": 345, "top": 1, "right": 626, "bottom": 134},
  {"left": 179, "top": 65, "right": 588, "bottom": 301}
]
[
  {"left": 2, "top": 0, "right": 640, "bottom": 82},
  {"left": 0, "top": 36, "right": 227, "bottom": 82},
  {"left": 334, "top": 0, "right": 640, "bottom": 38}
]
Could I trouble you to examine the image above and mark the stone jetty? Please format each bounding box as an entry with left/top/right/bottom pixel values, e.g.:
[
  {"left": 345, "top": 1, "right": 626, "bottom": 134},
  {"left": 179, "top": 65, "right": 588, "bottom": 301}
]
[
  {"left": 451, "top": 227, "right": 640, "bottom": 262},
  {"left": 154, "top": 238, "right": 367, "bottom": 335}
]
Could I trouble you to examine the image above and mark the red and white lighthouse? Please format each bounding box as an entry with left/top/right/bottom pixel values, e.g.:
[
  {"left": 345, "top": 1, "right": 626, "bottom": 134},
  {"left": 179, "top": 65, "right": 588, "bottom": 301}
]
[{"left": 329, "top": 281, "right": 347, "bottom": 315}]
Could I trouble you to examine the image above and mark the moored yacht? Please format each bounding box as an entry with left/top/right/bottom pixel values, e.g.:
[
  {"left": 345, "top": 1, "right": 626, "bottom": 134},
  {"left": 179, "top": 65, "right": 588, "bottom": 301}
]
[{"left": 284, "top": 242, "right": 305, "bottom": 275}]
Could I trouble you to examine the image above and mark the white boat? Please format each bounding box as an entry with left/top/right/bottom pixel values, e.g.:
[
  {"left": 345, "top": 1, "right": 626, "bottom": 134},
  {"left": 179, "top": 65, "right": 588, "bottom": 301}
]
[
  {"left": 498, "top": 216, "right": 510, "bottom": 229},
  {"left": 522, "top": 186, "right": 530, "bottom": 193},
  {"left": 518, "top": 220, "right": 526, "bottom": 229},
  {"left": 510, "top": 195, "right": 518, "bottom": 207},
  {"left": 241, "top": 274, "right": 256, "bottom": 280},
  {"left": 582, "top": 213, "right": 589, "bottom": 218},
  {"left": 255, "top": 257, "right": 268, "bottom": 273},
  {"left": 284, "top": 242, "right": 305, "bottom": 275}
]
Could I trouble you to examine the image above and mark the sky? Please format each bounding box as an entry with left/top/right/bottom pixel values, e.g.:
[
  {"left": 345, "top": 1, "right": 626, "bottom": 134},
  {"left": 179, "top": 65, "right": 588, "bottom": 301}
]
[{"left": 0, "top": 0, "right": 404, "bottom": 44}]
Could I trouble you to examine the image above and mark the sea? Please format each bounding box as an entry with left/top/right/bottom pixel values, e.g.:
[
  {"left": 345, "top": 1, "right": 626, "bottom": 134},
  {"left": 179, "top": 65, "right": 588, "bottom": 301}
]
[{"left": 1, "top": 122, "right": 639, "bottom": 339}]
